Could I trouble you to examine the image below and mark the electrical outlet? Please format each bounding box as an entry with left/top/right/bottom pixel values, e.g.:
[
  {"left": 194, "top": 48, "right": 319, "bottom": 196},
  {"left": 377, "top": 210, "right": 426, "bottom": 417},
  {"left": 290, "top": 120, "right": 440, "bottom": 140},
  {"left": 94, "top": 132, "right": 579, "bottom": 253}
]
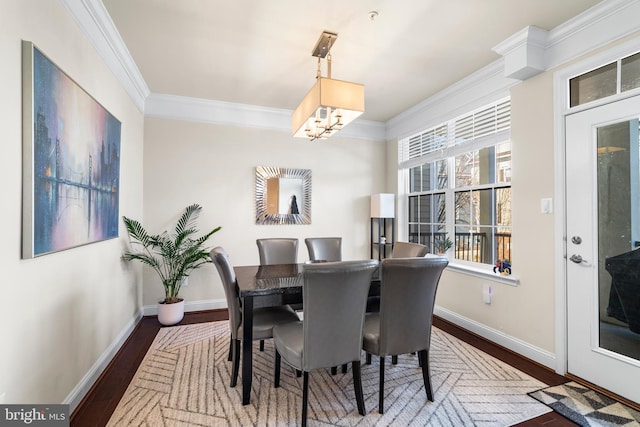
[
  {"left": 0, "top": 392, "right": 6, "bottom": 404},
  {"left": 482, "top": 284, "right": 492, "bottom": 304}
]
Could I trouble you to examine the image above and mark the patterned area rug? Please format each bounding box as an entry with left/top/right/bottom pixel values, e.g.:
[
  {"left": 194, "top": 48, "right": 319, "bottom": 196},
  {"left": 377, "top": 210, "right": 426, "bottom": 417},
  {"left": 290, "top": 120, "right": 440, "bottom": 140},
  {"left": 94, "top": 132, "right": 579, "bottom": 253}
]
[
  {"left": 107, "top": 321, "right": 551, "bottom": 426},
  {"left": 529, "top": 382, "right": 640, "bottom": 426}
]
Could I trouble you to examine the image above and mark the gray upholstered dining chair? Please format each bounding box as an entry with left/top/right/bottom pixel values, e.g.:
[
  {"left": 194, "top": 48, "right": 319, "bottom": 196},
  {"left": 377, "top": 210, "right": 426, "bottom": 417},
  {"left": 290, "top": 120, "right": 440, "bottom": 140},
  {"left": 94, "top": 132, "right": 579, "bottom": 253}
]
[
  {"left": 210, "top": 247, "right": 300, "bottom": 387},
  {"left": 272, "top": 260, "right": 379, "bottom": 427},
  {"left": 256, "top": 238, "right": 298, "bottom": 265},
  {"left": 391, "top": 241, "right": 429, "bottom": 258},
  {"left": 305, "top": 237, "right": 347, "bottom": 375},
  {"left": 366, "top": 241, "right": 430, "bottom": 313},
  {"left": 304, "top": 237, "right": 342, "bottom": 262},
  {"left": 362, "top": 256, "right": 448, "bottom": 414},
  {"left": 257, "top": 238, "right": 301, "bottom": 313}
]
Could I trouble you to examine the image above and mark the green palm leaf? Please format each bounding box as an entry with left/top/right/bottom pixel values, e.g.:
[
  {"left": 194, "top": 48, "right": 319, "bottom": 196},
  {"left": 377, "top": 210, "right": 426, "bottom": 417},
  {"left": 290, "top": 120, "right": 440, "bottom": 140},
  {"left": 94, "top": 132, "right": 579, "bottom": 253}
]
[{"left": 121, "top": 204, "right": 221, "bottom": 303}]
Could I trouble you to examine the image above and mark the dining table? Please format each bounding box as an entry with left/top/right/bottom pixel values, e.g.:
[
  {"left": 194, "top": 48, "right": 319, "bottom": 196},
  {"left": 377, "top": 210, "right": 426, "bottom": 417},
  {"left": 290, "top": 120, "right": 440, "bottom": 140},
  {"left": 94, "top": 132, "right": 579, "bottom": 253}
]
[{"left": 233, "top": 261, "right": 380, "bottom": 405}]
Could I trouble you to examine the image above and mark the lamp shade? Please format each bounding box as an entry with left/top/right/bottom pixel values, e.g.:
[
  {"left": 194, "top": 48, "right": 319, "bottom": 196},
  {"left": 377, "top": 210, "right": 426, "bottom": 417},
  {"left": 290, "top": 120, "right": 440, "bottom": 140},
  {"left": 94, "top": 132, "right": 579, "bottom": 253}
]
[
  {"left": 292, "top": 77, "right": 364, "bottom": 139},
  {"left": 370, "top": 193, "right": 395, "bottom": 218}
]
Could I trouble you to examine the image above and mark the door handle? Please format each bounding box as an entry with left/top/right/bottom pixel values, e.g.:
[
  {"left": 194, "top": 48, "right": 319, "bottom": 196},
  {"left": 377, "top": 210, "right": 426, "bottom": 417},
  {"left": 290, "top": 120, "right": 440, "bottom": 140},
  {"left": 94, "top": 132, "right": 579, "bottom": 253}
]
[{"left": 569, "top": 254, "right": 588, "bottom": 264}]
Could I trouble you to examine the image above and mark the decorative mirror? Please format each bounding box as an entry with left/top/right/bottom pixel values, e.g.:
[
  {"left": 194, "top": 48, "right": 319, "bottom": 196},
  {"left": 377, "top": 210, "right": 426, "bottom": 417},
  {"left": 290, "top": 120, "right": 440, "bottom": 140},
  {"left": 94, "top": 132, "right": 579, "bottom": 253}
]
[{"left": 256, "top": 166, "right": 312, "bottom": 225}]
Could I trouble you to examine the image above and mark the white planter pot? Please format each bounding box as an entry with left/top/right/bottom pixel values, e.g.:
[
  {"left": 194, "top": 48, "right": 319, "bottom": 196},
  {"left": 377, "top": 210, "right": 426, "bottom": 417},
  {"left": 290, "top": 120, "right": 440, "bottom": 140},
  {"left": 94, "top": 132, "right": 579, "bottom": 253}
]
[{"left": 157, "top": 299, "right": 185, "bottom": 326}]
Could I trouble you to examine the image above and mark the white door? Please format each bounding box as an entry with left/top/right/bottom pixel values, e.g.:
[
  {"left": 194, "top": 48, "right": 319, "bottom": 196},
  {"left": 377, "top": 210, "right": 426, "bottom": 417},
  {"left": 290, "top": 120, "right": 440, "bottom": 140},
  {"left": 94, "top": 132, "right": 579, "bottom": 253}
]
[{"left": 566, "top": 95, "right": 640, "bottom": 404}]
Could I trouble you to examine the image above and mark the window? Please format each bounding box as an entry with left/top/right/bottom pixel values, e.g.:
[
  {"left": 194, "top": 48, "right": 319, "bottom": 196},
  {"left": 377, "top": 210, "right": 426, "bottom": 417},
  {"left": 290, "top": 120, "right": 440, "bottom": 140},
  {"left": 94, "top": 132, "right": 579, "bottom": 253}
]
[
  {"left": 570, "top": 50, "right": 640, "bottom": 108},
  {"left": 408, "top": 161, "right": 447, "bottom": 252},
  {"left": 400, "top": 99, "right": 512, "bottom": 267},
  {"left": 453, "top": 143, "right": 512, "bottom": 264}
]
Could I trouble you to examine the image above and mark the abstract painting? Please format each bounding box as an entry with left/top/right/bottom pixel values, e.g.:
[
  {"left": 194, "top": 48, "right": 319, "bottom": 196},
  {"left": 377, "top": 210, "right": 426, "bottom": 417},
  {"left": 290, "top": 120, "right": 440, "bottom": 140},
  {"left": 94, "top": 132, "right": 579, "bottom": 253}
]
[{"left": 22, "top": 41, "right": 121, "bottom": 258}]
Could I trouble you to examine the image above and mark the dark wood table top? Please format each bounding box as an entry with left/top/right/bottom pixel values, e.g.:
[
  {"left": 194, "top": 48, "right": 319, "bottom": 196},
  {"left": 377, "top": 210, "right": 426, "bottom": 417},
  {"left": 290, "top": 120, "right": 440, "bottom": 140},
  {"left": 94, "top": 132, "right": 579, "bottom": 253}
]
[
  {"left": 234, "top": 262, "right": 381, "bottom": 297},
  {"left": 234, "top": 263, "right": 304, "bottom": 296}
]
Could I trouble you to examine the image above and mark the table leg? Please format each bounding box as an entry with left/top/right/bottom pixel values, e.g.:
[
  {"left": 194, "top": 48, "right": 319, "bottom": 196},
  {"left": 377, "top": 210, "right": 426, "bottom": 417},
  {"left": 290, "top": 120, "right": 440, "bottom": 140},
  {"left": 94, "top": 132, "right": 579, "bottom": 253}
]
[{"left": 242, "top": 295, "right": 253, "bottom": 405}]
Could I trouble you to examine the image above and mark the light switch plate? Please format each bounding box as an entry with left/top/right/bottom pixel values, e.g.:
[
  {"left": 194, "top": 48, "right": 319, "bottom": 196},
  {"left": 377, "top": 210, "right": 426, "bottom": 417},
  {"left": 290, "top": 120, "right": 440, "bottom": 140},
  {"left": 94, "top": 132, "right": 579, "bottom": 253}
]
[{"left": 541, "top": 198, "right": 553, "bottom": 214}]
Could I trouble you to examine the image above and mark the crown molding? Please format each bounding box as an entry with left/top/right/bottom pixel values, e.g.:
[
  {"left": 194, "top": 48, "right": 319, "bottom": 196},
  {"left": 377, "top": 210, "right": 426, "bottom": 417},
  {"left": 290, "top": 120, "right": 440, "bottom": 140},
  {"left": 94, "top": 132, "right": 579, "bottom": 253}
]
[
  {"left": 493, "top": 26, "right": 549, "bottom": 55},
  {"left": 60, "top": 0, "right": 149, "bottom": 112},
  {"left": 545, "top": 0, "right": 639, "bottom": 66},
  {"left": 388, "top": 0, "right": 640, "bottom": 140},
  {"left": 146, "top": 93, "right": 387, "bottom": 141},
  {"left": 490, "top": 0, "right": 640, "bottom": 81},
  {"left": 337, "top": 118, "right": 387, "bottom": 141},
  {"left": 492, "top": 26, "right": 548, "bottom": 80},
  {"left": 64, "top": 0, "right": 640, "bottom": 140},
  {"left": 386, "top": 60, "right": 518, "bottom": 141},
  {"left": 145, "top": 93, "right": 292, "bottom": 131}
]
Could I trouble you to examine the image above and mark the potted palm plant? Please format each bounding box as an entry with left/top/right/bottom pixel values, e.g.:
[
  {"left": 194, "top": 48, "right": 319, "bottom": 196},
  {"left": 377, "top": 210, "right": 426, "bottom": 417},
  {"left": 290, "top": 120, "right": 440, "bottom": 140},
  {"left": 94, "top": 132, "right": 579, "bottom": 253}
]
[{"left": 122, "top": 204, "right": 221, "bottom": 325}]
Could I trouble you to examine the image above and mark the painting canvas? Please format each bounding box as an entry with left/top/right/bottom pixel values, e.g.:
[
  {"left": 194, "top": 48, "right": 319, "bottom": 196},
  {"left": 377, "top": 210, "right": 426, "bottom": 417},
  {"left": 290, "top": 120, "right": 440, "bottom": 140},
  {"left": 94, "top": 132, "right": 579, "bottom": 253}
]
[{"left": 22, "top": 41, "right": 121, "bottom": 258}]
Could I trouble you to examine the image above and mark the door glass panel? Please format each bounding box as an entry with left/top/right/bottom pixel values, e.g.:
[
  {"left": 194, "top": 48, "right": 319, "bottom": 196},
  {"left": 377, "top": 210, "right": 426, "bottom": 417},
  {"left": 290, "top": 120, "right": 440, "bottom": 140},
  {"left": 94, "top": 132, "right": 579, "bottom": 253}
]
[
  {"left": 597, "top": 118, "right": 640, "bottom": 361},
  {"left": 621, "top": 52, "right": 640, "bottom": 92},
  {"left": 570, "top": 62, "right": 617, "bottom": 107}
]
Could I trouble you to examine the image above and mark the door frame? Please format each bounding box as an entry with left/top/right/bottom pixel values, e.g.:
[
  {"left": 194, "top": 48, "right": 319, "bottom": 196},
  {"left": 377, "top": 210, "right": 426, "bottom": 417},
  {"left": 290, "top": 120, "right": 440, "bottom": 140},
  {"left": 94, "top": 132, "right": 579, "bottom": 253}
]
[{"left": 552, "top": 35, "right": 640, "bottom": 376}]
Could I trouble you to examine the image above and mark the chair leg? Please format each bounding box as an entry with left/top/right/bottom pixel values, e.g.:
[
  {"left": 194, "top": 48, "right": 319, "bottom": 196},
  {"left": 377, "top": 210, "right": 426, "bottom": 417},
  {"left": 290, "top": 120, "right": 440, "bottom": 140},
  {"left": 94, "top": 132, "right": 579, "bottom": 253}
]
[
  {"left": 274, "top": 350, "right": 281, "bottom": 388},
  {"left": 341, "top": 363, "right": 348, "bottom": 373},
  {"left": 331, "top": 366, "right": 337, "bottom": 375},
  {"left": 419, "top": 350, "right": 433, "bottom": 401},
  {"left": 230, "top": 339, "right": 240, "bottom": 387},
  {"left": 352, "top": 361, "right": 366, "bottom": 415},
  {"left": 302, "top": 371, "right": 309, "bottom": 427},
  {"left": 260, "top": 340, "right": 265, "bottom": 352},
  {"left": 366, "top": 353, "right": 372, "bottom": 365},
  {"left": 379, "top": 356, "right": 385, "bottom": 414},
  {"left": 228, "top": 333, "right": 233, "bottom": 361},
  {"left": 392, "top": 355, "right": 398, "bottom": 365},
  {"left": 296, "top": 369, "right": 302, "bottom": 377}
]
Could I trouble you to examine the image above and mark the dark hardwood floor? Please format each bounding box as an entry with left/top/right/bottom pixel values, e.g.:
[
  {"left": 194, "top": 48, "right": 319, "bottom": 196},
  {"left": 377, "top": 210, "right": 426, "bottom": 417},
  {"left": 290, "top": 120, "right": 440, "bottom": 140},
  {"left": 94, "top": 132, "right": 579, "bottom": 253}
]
[{"left": 71, "top": 310, "right": 577, "bottom": 426}]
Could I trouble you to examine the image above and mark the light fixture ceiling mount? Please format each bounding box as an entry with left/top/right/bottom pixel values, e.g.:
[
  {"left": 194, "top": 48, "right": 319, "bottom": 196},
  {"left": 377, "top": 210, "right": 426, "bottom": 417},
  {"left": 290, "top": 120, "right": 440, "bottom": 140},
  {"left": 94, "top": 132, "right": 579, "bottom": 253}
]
[
  {"left": 311, "top": 31, "right": 336, "bottom": 58},
  {"left": 292, "top": 31, "right": 364, "bottom": 141}
]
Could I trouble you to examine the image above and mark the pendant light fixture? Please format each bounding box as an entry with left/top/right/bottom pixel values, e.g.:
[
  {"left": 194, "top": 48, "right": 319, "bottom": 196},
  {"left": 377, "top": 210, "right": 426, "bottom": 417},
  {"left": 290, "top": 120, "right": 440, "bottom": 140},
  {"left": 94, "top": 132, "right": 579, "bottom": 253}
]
[{"left": 292, "top": 31, "right": 365, "bottom": 141}]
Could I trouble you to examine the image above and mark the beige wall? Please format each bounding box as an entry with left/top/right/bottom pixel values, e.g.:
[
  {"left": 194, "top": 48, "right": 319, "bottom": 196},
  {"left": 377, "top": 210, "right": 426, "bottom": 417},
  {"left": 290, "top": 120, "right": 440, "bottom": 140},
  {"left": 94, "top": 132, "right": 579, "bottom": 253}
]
[
  {"left": 430, "top": 31, "right": 640, "bottom": 361},
  {"left": 434, "top": 71, "right": 557, "bottom": 353},
  {"left": 0, "top": 0, "right": 144, "bottom": 406},
  {"left": 142, "top": 118, "right": 387, "bottom": 306},
  {"left": 2, "top": 0, "right": 638, "bottom": 409}
]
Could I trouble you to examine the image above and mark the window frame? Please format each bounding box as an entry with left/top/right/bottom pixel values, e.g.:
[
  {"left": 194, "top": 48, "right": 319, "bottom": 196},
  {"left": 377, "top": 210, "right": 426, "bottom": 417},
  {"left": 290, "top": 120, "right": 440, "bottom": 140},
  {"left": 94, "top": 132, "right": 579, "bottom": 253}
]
[{"left": 399, "top": 98, "right": 513, "bottom": 276}]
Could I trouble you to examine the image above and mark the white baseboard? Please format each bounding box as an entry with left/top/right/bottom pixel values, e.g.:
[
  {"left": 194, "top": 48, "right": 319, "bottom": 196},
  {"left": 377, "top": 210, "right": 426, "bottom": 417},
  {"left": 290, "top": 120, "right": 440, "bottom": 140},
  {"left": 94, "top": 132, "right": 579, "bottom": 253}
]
[
  {"left": 65, "top": 300, "right": 555, "bottom": 415},
  {"left": 66, "top": 299, "right": 227, "bottom": 414},
  {"left": 63, "top": 308, "right": 143, "bottom": 413},
  {"left": 142, "top": 298, "right": 227, "bottom": 316},
  {"left": 434, "top": 306, "right": 557, "bottom": 370}
]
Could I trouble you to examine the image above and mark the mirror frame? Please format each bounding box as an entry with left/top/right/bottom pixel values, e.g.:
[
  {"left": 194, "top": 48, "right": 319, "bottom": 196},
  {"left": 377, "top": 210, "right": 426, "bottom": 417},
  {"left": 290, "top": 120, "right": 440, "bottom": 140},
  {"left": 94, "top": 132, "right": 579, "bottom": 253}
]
[{"left": 255, "top": 166, "right": 312, "bottom": 225}]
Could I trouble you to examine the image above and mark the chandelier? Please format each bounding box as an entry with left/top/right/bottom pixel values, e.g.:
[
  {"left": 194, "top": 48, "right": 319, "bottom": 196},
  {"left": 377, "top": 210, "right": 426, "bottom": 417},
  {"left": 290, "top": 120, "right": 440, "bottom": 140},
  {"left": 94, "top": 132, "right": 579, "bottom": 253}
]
[{"left": 292, "top": 31, "right": 364, "bottom": 141}]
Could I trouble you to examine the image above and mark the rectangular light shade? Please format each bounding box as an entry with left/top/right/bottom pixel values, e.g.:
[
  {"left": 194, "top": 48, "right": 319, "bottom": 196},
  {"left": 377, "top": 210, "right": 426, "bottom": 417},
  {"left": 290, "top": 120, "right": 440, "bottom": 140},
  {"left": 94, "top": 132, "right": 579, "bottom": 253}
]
[
  {"left": 292, "top": 77, "right": 364, "bottom": 138},
  {"left": 371, "top": 193, "right": 395, "bottom": 218}
]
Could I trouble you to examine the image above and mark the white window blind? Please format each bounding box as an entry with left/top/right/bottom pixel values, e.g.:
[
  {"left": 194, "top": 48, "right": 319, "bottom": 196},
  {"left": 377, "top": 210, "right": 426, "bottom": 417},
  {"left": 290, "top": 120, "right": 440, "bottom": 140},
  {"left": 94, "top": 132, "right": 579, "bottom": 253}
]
[
  {"left": 407, "top": 124, "right": 447, "bottom": 160},
  {"left": 399, "top": 98, "right": 511, "bottom": 168}
]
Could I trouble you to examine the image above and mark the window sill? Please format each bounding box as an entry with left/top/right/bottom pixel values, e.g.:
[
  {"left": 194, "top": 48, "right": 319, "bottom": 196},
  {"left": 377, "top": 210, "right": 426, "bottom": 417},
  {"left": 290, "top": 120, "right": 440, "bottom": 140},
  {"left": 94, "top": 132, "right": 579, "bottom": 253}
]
[{"left": 445, "top": 261, "right": 519, "bottom": 286}]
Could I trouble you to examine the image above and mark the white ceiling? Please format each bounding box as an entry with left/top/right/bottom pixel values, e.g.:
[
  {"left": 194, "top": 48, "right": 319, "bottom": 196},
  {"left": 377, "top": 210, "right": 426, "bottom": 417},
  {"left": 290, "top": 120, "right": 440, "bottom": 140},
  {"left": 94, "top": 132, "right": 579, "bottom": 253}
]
[{"left": 101, "top": 0, "right": 602, "bottom": 123}]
